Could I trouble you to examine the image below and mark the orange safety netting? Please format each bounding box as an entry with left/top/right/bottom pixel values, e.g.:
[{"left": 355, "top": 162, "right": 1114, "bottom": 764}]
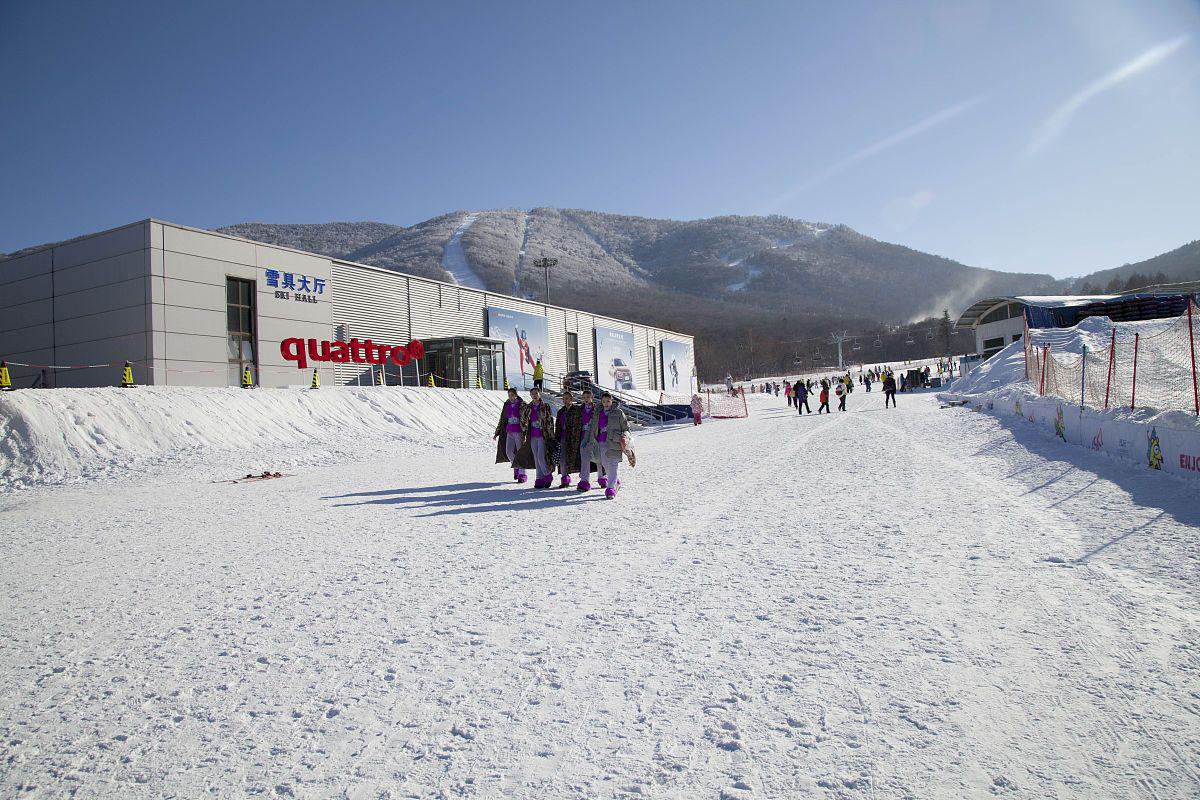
[{"left": 1025, "top": 302, "right": 1199, "bottom": 414}]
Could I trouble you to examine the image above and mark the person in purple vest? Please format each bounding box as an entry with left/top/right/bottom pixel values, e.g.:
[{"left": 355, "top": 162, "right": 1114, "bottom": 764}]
[
  {"left": 585, "top": 391, "right": 631, "bottom": 500},
  {"left": 575, "top": 388, "right": 599, "bottom": 491},
  {"left": 493, "top": 388, "right": 527, "bottom": 483},
  {"left": 520, "top": 387, "right": 557, "bottom": 488}
]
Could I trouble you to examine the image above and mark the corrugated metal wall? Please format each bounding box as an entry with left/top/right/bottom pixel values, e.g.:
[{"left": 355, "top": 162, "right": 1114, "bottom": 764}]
[{"left": 330, "top": 260, "right": 694, "bottom": 389}]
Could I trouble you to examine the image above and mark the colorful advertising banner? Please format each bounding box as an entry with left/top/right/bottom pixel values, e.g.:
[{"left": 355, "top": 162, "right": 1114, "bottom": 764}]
[
  {"left": 660, "top": 339, "right": 692, "bottom": 393},
  {"left": 487, "top": 307, "right": 549, "bottom": 390},
  {"left": 594, "top": 326, "right": 636, "bottom": 391}
]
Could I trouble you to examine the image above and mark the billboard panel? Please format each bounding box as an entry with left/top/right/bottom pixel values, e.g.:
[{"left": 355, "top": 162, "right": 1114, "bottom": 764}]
[
  {"left": 660, "top": 339, "right": 692, "bottom": 393},
  {"left": 594, "top": 326, "right": 636, "bottom": 391},
  {"left": 487, "top": 307, "right": 549, "bottom": 390}
]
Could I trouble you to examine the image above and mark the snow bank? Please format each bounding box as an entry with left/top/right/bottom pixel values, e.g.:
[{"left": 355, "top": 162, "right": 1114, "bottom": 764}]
[
  {"left": 941, "top": 328, "right": 1200, "bottom": 481},
  {"left": 0, "top": 386, "right": 508, "bottom": 489}
]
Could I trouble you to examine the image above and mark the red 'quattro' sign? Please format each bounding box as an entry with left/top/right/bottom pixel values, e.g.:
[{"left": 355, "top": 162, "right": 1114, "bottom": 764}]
[{"left": 281, "top": 338, "right": 425, "bottom": 370}]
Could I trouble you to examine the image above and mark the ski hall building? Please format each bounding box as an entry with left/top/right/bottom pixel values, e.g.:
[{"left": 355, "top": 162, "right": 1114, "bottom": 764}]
[{"left": 0, "top": 219, "right": 697, "bottom": 393}]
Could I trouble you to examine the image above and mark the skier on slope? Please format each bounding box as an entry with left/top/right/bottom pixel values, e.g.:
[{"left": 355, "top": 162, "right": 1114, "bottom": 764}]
[
  {"left": 494, "top": 388, "right": 528, "bottom": 483},
  {"left": 516, "top": 387, "right": 557, "bottom": 488},
  {"left": 784, "top": 380, "right": 793, "bottom": 407},
  {"left": 586, "top": 391, "right": 632, "bottom": 500},
  {"left": 817, "top": 380, "right": 831, "bottom": 414}
]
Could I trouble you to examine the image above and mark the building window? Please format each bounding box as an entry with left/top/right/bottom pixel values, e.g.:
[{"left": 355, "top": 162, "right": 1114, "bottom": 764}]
[
  {"left": 565, "top": 331, "right": 578, "bottom": 374},
  {"left": 983, "top": 336, "right": 1006, "bottom": 354},
  {"left": 227, "top": 277, "right": 257, "bottom": 385}
]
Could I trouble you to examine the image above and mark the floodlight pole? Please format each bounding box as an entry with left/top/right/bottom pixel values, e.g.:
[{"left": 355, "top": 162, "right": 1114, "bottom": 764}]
[{"left": 533, "top": 254, "right": 558, "bottom": 305}]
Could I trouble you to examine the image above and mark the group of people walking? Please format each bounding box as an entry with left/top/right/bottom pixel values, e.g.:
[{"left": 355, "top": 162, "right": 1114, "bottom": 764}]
[
  {"left": 781, "top": 369, "right": 900, "bottom": 413},
  {"left": 493, "top": 386, "right": 632, "bottom": 500}
]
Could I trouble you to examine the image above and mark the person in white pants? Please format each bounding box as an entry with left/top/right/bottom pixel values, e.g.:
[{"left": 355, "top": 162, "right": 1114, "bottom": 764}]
[
  {"left": 522, "top": 387, "right": 557, "bottom": 489},
  {"left": 585, "top": 391, "right": 631, "bottom": 500},
  {"left": 493, "top": 388, "right": 527, "bottom": 483},
  {"left": 576, "top": 389, "right": 598, "bottom": 491}
]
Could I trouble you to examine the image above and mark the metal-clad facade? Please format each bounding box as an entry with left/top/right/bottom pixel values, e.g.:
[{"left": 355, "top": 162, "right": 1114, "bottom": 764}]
[{"left": 4, "top": 219, "right": 695, "bottom": 391}]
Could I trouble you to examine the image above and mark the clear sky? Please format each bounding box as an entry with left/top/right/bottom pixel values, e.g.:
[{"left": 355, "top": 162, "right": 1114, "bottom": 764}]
[{"left": 2, "top": 0, "right": 1198, "bottom": 278}]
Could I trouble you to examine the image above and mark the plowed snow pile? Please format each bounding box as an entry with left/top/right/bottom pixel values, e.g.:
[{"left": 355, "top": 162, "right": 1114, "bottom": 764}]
[{"left": 0, "top": 386, "right": 506, "bottom": 488}]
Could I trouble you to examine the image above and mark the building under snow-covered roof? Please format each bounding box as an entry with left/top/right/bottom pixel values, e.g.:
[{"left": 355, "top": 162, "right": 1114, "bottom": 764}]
[{"left": 956, "top": 289, "right": 1197, "bottom": 359}]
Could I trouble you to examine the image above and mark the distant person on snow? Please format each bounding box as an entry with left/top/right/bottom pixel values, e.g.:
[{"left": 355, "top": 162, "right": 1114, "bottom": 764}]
[
  {"left": 493, "top": 388, "right": 528, "bottom": 483},
  {"left": 794, "top": 380, "right": 811, "bottom": 414},
  {"left": 883, "top": 372, "right": 897, "bottom": 408},
  {"left": 835, "top": 381, "right": 847, "bottom": 411},
  {"left": 864, "top": 373, "right": 873, "bottom": 393},
  {"left": 575, "top": 389, "right": 600, "bottom": 491},
  {"left": 517, "top": 387, "right": 556, "bottom": 488},
  {"left": 586, "top": 391, "right": 632, "bottom": 500},
  {"left": 784, "top": 380, "right": 793, "bottom": 407},
  {"left": 533, "top": 357, "right": 545, "bottom": 390},
  {"left": 725, "top": 374, "right": 734, "bottom": 393},
  {"left": 817, "top": 381, "right": 831, "bottom": 414},
  {"left": 690, "top": 392, "right": 704, "bottom": 425}
]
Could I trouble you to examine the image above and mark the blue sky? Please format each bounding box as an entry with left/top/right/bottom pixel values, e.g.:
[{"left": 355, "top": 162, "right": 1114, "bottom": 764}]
[{"left": 2, "top": 0, "right": 1197, "bottom": 278}]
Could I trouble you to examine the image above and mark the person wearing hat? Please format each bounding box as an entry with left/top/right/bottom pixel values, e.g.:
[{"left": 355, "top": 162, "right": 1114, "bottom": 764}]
[
  {"left": 493, "top": 387, "right": 528, "bottom": 482},
  {"left": 585, "top": 391, "right": 631, "bottom": 499}
]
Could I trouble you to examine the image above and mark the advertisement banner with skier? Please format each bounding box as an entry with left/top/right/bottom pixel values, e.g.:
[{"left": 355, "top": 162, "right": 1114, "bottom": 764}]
[
  {"left": 660, "top": 338, "right": 692, "bottom": 393},
  {"left": 487, "top": 307, "right": 548, "bottom": 390},
  {"left": 594, "top": 326, "right": 636, "bottom": 391}
]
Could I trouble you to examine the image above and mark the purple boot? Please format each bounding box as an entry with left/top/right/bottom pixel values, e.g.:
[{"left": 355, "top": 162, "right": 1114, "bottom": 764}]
[
  {"left": 604, "top": 487, "right": 616, "bottom": 499},
  {"left": 559, "top": 475, "right": 572, "bottom": 488},
  {"left": 576, "top": 480, "right": 591, "bottom": 492},
  {"left": 516, "top": 470, "right": 528, "bottom": 484},
  {"left": 598, "top": 476, "right": 608, "bottom": 489}
]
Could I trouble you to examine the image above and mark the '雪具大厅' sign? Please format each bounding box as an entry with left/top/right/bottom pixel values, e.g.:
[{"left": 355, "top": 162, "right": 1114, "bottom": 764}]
[{"left": 281, "top": 338, "right": 425, "bottom": 370}]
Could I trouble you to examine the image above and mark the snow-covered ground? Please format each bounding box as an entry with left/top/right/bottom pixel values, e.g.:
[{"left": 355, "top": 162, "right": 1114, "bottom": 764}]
[
  {"left": 441, "top": 213, "right": 486, "bottom": 290},
  {"left": 1, "top": 387, "right": 1198, "bottom": 798}
]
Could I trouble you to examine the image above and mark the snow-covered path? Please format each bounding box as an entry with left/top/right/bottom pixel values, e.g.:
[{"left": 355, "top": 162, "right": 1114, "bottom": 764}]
[
  {"left": 441, "top": 212, "right": 486, "bottom": 290},
  {"left": 1, "top": 391, "right": 1197, "bottom": 798}
]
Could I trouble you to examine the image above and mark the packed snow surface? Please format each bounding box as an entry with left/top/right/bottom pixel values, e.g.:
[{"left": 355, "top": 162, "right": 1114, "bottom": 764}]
[{"left": 1, "top": 388, "right": 1198, "bottom": 798}]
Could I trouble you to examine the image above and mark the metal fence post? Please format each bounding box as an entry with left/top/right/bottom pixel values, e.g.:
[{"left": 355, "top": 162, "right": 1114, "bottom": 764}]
[
  {"left": 1130, "top": 332, "right": 1139, "bottom": 410},
  {"left": 1189, "top": 297, "right": 1198, "bottom": 415},
  {"left": 1040, "top": 345, "right": 1048, "bottom": 396},
  {"left": 1104, "top": 329, "right": 1115, "bottom": 409}
]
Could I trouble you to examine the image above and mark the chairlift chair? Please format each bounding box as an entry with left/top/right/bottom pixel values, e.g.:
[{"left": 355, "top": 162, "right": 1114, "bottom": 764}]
[
  {"left": 873, "top": 336, "right": 882, "bottom": 348},
  {"left": 905, "top": 333, "right": 915, "bottom": 345},
  {"left": 852, "top": 338, "right": 862, "bottom": 351},
  {"left": 926, "top": 329, "right": 934, "bottom": 341}
]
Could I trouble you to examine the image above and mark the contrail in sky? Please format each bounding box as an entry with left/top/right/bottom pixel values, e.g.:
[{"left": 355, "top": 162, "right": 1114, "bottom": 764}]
[
  {"left": 1026, "top": 35, "right": 1189, "bottom": 157},
  {"left": 759, "top": 96, "right": 984, "bottom": 214}
]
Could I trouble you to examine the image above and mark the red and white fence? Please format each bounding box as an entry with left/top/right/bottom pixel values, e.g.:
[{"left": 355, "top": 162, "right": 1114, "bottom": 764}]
[{"left": 1024, "top": 299, "right": 1199, "bottom": 414}]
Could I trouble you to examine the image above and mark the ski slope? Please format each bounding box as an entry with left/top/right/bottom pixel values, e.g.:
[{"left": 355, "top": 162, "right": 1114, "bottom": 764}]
[
  {"left": 0, "top": 388, "right": 1197, "bottom": 798},
  {"left": 441, "top": 212, "right": 487, "bottom": 290}
]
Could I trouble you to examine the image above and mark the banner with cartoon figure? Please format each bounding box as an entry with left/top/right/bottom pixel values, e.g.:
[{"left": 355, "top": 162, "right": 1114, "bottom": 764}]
[
  {"left": 487, "top": 307, "right": 549, "bottom": 390},
  {"left": 985, "top": 394, "right": 1200, "bottom": 481}
]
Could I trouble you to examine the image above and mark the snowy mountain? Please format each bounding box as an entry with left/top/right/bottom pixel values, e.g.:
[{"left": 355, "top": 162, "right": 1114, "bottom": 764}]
[{"left": 217, "top": 209, "right": 1057, "bottom": 321}]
